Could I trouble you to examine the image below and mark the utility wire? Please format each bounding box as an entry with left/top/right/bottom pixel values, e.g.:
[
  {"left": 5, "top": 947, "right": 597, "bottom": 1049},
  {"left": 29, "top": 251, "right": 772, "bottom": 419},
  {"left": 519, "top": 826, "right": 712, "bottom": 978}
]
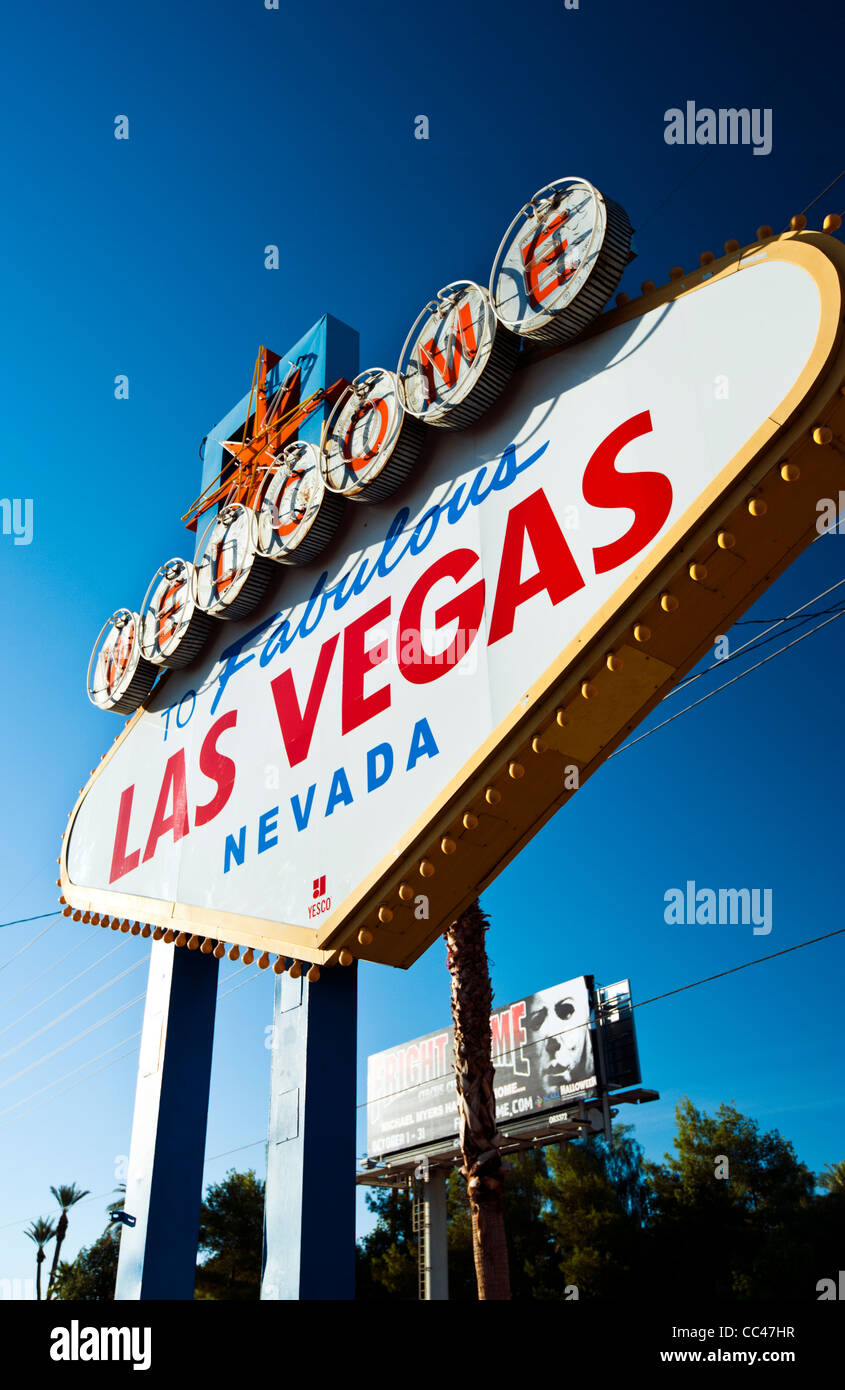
[
  {"left": 0, "top": 931, "right": 100, "bottom": 1013},
  {"left": 0, "top": 955, "right": 269, "bottom": 1126},
  {"left": 0, "top": 939, "right": 130, "bottom": 1041},
  {"left": 664, "top": 577, "right": 845, "bottom": 700},
  {"left": 782, "top": 168, "right": 845, "bottom": 230},
  {"left": 0, "top": 1033, "right": 142, "bottom": 1123},
  {"left": 609, "top": 609, "right": 845, "bottom": 760},
  {"left": 0, "top": 917, "right": 59, "bottom": 973},
  {"left": 0, "top": 991, "right": 147, "bottom": 1093},
  {"left": 0, "top": 955, "right": 149, "bottom": 1065}
]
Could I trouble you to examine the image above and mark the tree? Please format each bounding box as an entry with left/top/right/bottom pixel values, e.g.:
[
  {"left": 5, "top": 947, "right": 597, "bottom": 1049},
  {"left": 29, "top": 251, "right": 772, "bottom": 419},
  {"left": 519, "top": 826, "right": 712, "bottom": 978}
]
[
  {"left": 444, "top": 900, "right": 510, "bottom": 1300},
  {"left": 46, "top": 1183, "right": 91, "bottom": 1299},
  {"left": 447, "top": 1147, "right": 554, "bottom": 1299},
  {"left": 24, "top": 1218, "right": 56, "bottom": 1301},
  {"left": 538, "top": 1129, "right": 648, "bottom": 1299},
  {"left": 356, "top": 1184, "right": 418, "bottom": 1299},
  {"left": 818, "top": 1160, "right": 845, "bottom": 1194},
  {"left": 51, "top": 1232, "right": 119, "bottom": 1301},
  {"left": 646, "top": 1098, "right": 815, "bottom": 1298},
  {"left": 196, "top": 1168, "right": 265, "bottom": 1299}
]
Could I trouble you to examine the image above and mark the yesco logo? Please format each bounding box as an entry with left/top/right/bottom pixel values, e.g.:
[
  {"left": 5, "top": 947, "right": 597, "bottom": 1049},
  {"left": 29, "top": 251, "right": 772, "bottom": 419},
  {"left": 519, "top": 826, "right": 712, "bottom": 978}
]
[{"left": 50, "top": 1321, "right": 151, "bottom": 1371}]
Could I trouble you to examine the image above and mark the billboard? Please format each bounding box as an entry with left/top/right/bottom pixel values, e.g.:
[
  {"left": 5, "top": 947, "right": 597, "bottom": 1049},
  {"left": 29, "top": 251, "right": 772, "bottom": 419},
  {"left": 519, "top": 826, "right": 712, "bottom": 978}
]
[
  {"left": 367, "top": 975, "right": 638, "bottom": 1160},
  {"left": 61, "top": 225, "right": 845, "bottom": 970}
]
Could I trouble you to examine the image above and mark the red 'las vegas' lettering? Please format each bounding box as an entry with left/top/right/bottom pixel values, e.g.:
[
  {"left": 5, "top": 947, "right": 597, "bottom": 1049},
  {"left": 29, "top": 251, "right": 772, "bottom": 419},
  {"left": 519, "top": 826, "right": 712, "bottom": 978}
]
[
  {"left": 582, "top": 409, "right": 672, "bottom": 574},
  {"left": 487, "top": 488, "right": 585, "bottom": 645},
  {"left": 110, "top": 712, "right": 240, "bottom": 882}
]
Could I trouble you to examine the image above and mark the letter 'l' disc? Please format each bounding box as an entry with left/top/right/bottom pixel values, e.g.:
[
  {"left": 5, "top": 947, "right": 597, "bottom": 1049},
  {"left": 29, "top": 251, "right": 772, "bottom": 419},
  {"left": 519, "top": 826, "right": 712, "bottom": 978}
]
[
  {"left": 398, "top": 280, "right": 520, "bottom": 429},
  {"left": 140, "top": 558, "right": 214, "bottom": 667},
  {"left": 194, "top": 503, "right": 276, "bottom": 620},
  {"left": 257, "top": 441, "right": 345, "bottom": 564},
  {"left": 490, "top": 177, "right": 634, "bottom": 343},
  {"left": 321, "top": 368, "right": 426, "bottom": 502},
  {"left": 87, "top": 609, "right": 158, "bottom": 713}
]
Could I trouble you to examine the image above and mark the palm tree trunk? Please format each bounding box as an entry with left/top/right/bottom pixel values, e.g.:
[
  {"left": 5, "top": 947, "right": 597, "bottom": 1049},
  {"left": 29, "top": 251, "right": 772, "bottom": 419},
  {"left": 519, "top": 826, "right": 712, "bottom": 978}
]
[
  {"left": 444, "top": 900, "right": 510, "bottom": 1300},
  {"left": 46, "top": 1213, "right": 67, "bottom": 1300},
  {"left": 36, "top": 1247, "right": 44, "bottom": 1301}
]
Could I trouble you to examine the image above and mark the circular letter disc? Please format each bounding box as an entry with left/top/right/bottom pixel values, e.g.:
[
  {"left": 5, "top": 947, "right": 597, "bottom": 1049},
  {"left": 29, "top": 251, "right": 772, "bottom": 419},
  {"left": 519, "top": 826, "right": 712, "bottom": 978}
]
[{"left": 490, "top": 177, "right": 633, "bottom": 343}]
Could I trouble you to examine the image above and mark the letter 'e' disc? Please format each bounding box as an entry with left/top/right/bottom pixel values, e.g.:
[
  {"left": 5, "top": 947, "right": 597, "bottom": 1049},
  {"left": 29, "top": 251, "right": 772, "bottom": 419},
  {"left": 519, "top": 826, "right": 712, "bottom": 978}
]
[
  {"left": 490, "top": 177, "right": 634, "bottom": 344},
  {"left": 87, "top": 609, "right": 158, "bottom": 713},
  {"left": 257, "top": 441, "right": 345, "bottom": 565}
]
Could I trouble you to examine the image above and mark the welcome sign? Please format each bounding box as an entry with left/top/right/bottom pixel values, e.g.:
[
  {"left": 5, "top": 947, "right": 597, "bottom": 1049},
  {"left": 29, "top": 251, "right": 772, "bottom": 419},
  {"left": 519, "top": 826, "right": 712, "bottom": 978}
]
[{"left": 61, "top": 231, "right": 845, "bottom": 969}]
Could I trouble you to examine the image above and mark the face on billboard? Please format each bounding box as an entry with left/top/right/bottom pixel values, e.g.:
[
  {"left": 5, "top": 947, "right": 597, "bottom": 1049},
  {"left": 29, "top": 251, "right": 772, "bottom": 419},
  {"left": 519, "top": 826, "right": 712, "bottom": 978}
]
[
  {"left": 365, "top": 975, "right": 600, "bottom": 1160},
  {"left": 522, "top": 977, "right": 594, "bottom": 1095}
]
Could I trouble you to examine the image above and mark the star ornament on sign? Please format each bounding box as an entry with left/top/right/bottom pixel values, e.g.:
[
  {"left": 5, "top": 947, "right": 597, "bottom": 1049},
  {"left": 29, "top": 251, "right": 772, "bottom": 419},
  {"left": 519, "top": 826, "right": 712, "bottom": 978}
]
[{"left": 219, "top": 352, "right": 299, "bottom": 506}]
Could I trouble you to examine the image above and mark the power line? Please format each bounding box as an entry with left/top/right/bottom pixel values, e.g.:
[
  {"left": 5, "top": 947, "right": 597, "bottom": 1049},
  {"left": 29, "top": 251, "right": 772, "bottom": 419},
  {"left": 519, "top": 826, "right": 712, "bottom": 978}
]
[
  {"left": 0, "top": 911, "right": 61, "bottom": 933},
  {"left": 0, "top": 954, "right": 271, "bottom": 1127},
  {"left": 0, "top": 917, "right": 59, "bottom": 974},
  {"left": 0, "top": 939, "right": 130, "bottom": 1041},
  {"left": 0, "top": 954, "right": 149, "bottom": 1065},
  {"left": 635, "top": 926, "right": 845, "bottom": 1009},
  {"left": 664, "top": 577, "right": 845, "bottom": 700},
  {"left": 0, "top": 931, "right": 101, "bottom": 1013},
  {"left": 0, "top": 1030, "right": 142, "bottom": 1122},
  {"left": 0, "top": 991, "right": 147, "bottom": 1093},
  {"left": 785, "top": 167, "right": 845, "bottom": 228},
  {"left": 609, "top": 609, "right": 845, "bottom": 760}
]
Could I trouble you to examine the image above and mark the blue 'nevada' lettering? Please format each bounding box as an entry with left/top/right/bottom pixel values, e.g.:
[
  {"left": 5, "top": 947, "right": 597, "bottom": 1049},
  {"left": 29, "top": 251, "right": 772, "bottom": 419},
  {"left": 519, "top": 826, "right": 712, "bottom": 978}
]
[
  {"left": 221, "top": 718, "right": 440, "bottom": 871},
  {"left": 209, "top": 438, "right": 548, "bottom": 715}
]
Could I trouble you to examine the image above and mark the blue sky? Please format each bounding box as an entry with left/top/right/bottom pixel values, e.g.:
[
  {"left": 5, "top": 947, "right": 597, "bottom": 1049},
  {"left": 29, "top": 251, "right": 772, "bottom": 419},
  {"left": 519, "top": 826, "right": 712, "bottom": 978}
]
[{"left": 1, "top": 0, "right": 844, "bottom": 1286}]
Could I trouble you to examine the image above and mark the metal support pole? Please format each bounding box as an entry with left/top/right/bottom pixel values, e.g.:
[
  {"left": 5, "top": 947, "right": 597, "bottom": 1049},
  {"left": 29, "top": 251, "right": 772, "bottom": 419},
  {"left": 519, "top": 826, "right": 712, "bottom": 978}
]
[
  {"left": 261, "top": 962, "right": 357, "bottom": 1300},
  {"left": 423, "top": 1168, "right": 449, "bottom": 1300},
  {"left": 115, "top": 942, "right": 219, "bottom": 1300}
]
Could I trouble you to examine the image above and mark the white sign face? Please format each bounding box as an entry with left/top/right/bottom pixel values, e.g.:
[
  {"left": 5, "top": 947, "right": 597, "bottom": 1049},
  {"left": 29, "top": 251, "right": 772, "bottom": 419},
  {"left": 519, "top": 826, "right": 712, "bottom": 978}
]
[{"left": 65, "top": 246, "right": 834, "bottom": 961}]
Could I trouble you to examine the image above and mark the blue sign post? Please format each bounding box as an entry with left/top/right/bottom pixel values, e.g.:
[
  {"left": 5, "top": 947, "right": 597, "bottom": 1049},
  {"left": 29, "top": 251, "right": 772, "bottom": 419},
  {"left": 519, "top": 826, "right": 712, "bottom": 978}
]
[
  {"left": 261, "top": 964, "right": 358, "bottom": 1299},
  {"left": 115, "top": 943, "right": 219, "bottom": 1299}
]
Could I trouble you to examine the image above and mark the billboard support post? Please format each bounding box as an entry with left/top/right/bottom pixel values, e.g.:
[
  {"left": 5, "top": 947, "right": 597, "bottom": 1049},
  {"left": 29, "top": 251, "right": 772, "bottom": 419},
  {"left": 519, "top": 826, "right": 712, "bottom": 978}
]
[
  {"left": 423, "top": 1168, "right": 449, "bottom": 1301},
  {"left": 261, "top": 962, "right": 357, "bottom": 1300},
  {"left": 115, "top": 942, "right": 219, "bottom": 1300}
]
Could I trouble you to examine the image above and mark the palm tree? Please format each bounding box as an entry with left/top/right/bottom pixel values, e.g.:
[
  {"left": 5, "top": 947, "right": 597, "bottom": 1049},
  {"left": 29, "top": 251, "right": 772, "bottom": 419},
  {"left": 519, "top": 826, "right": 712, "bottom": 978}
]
[
  {"left": 46, "top": 1183, "right": 91, "bottom": 1299},
  {"left": 819, "top": 1160, "right": 845, "bottom": 1194},
  {"left": 25, "top": 1217, "right": 57, "bottom": 1300},
  {"left": 444, "top": 899, "right": 510, "bottom": 1299}
]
